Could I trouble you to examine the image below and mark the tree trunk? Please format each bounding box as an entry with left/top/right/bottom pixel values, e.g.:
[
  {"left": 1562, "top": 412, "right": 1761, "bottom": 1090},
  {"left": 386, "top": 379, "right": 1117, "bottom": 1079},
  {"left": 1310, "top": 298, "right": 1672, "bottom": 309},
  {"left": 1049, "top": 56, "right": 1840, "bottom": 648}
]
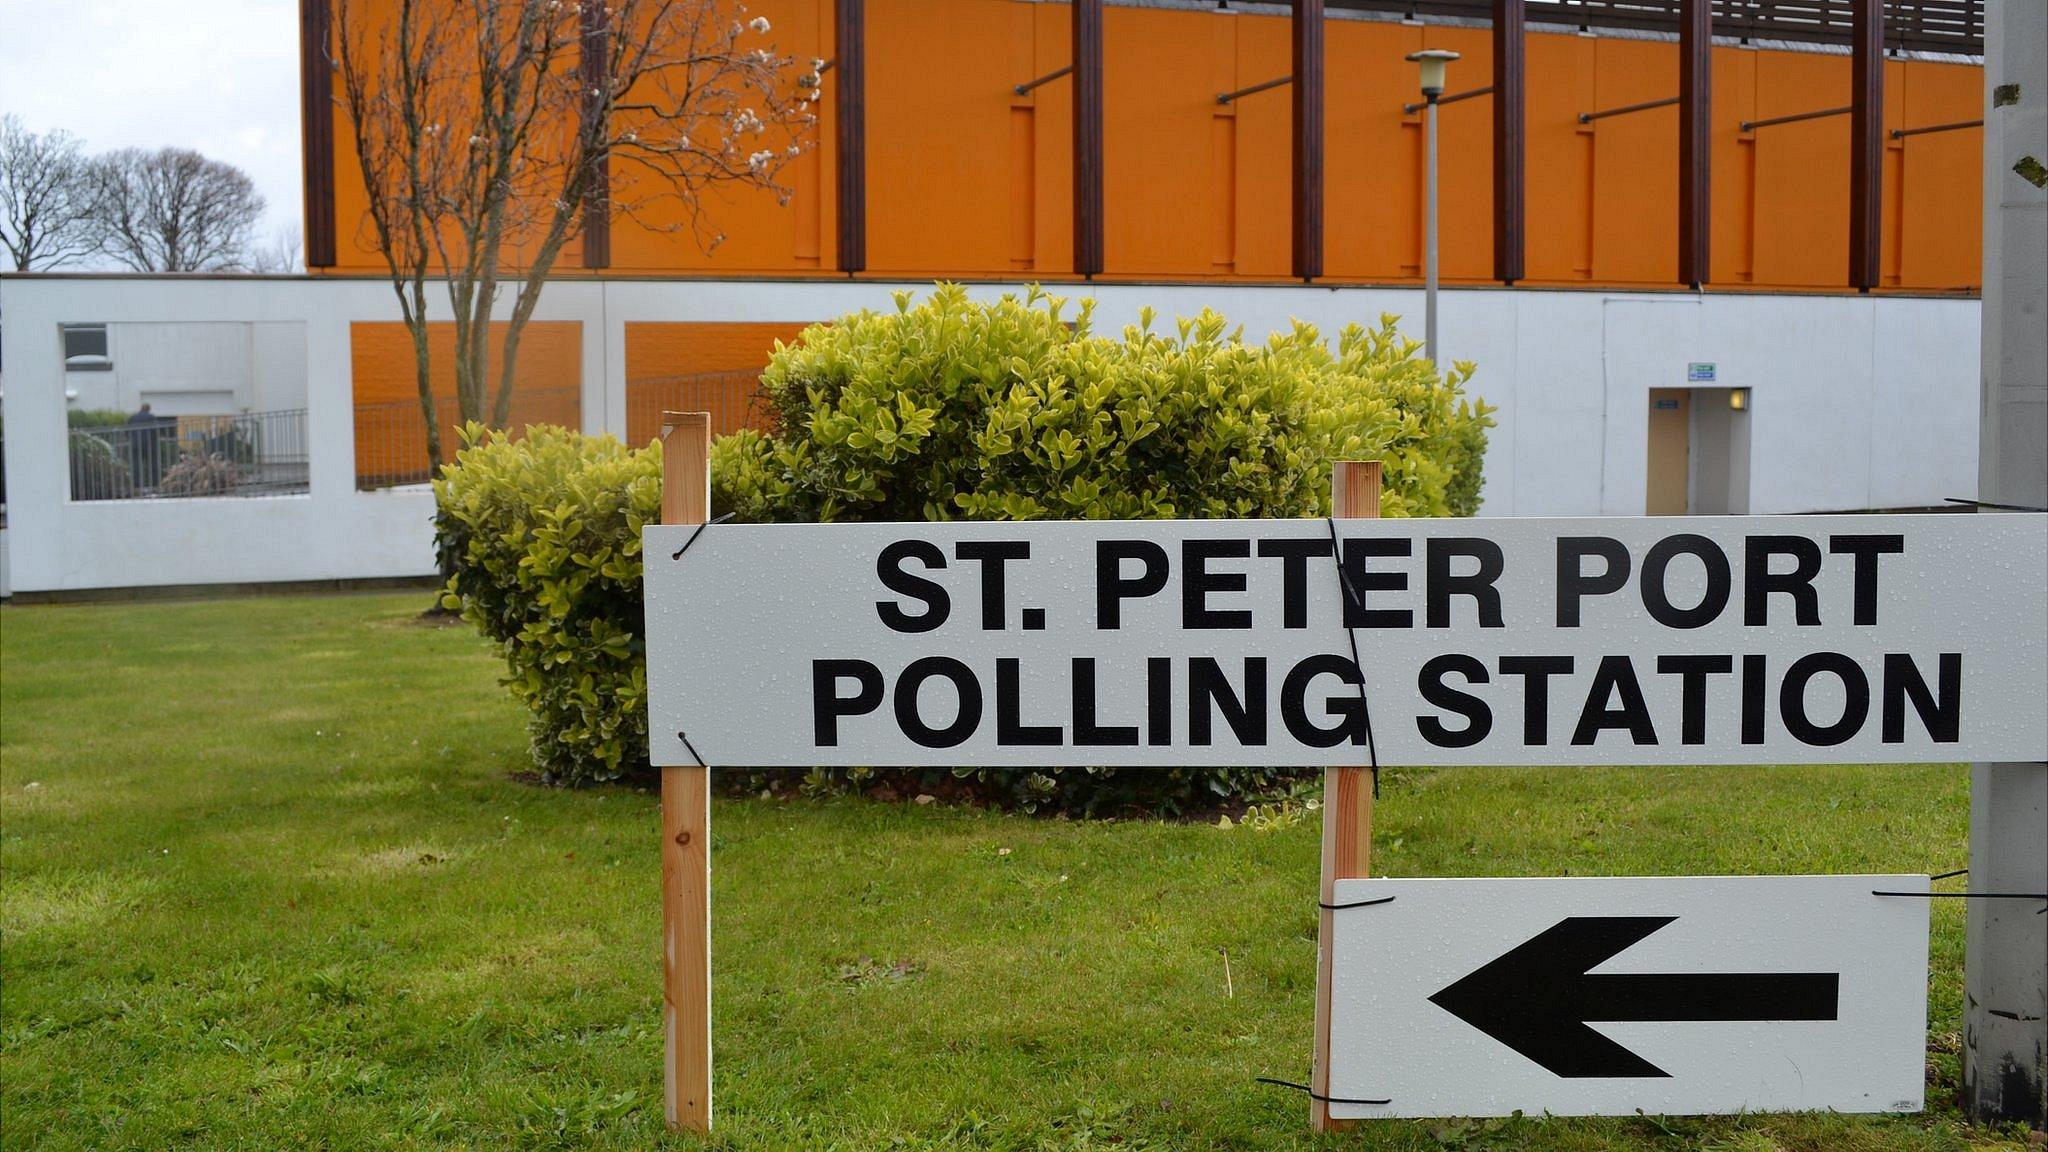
[{"left": 412, "top": 322, "right": 442, "bottom": 471}]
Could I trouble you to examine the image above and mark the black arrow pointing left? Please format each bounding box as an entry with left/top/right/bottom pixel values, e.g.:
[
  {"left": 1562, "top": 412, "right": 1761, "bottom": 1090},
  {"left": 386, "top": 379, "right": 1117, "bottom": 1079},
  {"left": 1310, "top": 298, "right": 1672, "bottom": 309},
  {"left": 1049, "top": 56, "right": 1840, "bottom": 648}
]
[{"left": 1428, "top": 916, "right": 1840, "bottom": 1078}]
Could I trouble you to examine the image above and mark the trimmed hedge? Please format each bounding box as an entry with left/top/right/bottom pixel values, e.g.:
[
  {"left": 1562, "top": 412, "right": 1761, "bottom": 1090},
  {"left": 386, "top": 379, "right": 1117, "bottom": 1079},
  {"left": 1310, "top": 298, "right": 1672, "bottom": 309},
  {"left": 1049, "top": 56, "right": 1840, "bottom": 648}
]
[
  {"left": 436, "top": 425, "right": 663, "bottom": 783},
  {"left": 709, "top": 286, "right": 1491, "bottom": 811},
  {"left": 714, "top": 284, "right": 1491, "bottom": 523},
  {"left": 437, "top": 287, "right": 1492, "bottom": 805}
]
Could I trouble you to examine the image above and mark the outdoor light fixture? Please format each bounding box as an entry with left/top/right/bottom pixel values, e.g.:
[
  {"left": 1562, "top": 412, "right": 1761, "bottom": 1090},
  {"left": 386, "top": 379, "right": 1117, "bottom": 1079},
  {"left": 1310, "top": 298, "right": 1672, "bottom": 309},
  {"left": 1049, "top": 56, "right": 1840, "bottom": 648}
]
[
  {"left": 1404, "top": 50, "right": 1461, "bottom": 363},
  {"left": 1405, "top": 48, "right": 1460, "bottom": 99},
  {"left": 1730, "top": 388, "right": 1750, "bottom": 411}
]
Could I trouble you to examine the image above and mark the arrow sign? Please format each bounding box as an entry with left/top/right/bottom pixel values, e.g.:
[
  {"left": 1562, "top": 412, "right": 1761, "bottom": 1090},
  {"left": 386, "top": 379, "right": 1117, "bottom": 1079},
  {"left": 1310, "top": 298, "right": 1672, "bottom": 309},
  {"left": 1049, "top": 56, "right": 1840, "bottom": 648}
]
[
  {"left": 1427, "top": 916, "right": 1840, "bottom": 1077},
  {"left": 1324, "top": 875, "right": 1931, "bottom": 1118}
]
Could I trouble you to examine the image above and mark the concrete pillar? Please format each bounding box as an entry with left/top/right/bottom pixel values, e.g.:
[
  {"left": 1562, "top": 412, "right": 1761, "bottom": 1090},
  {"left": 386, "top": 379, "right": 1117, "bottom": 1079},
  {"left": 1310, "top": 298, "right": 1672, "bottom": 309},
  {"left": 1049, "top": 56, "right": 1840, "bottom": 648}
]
[
  {"left": 1965, "top": 764, "right": 2047, "bottom": 1127},
  {"left": 304, "top": 302, "right": 358, "bottom": 500},
  {"left": 1967, "top": 0, "right": 2048, "bottom": 1131}
]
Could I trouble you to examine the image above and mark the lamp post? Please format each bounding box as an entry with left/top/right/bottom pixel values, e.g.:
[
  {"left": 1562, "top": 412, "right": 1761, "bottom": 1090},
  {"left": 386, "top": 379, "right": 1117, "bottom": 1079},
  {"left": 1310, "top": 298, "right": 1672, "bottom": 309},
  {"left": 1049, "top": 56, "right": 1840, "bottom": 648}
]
[{"left": 1405, "top": 49, "right": 1460, "bottom": 365}]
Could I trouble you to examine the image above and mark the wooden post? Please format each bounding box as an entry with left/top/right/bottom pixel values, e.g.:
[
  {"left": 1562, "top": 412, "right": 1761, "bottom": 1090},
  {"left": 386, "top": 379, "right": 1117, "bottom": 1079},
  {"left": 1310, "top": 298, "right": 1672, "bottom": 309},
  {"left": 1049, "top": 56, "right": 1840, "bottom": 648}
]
[
  {"left": 1491, "top": 0, "right": 1526, "bottom": 285},
  {"left": 658, "top": 412, "right": 713, "bottom": 1132},
  {"left": 1848, "top": 0, "right": 1883, "bottom": 291},
  {"left": 1677, "top": 0, "right": 1711, "bottom": 288},
  {"left": 834, "top": 0, "right": 867, "bottom": 275},
  {"left": 1291, "top": 0, "right": 1326, "bottom": 281},
  {"left": 297, "top": 0, "right": 336, "bottom": 268},
  {"left": 1071, "top": 0, "right": 1105, "bottom": 278},
  {"left": 578, "top": 0, "right": 612, "bottom": 270},
  {"left": 1309, "top": 459, "right": 1379, "bottom": 1131}
]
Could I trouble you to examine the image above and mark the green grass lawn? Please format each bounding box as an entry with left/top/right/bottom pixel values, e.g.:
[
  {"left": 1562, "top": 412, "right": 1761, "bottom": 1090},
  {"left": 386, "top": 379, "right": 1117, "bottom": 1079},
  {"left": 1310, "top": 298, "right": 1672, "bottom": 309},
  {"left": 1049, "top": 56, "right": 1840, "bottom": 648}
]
[{"left": 0, "top": 593, "right": 2023, "bottom": 1151}]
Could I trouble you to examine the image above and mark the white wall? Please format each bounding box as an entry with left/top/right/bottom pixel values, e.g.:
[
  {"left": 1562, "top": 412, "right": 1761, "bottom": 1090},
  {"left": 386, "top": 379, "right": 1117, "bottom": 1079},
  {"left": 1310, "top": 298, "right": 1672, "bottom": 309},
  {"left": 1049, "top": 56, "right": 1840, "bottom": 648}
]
[
  {"left": 0, "top": 274, "right": 1981, "bottom": 594},
  {"left": 57, "top": 321, "right": 310, "bottom": 417}
]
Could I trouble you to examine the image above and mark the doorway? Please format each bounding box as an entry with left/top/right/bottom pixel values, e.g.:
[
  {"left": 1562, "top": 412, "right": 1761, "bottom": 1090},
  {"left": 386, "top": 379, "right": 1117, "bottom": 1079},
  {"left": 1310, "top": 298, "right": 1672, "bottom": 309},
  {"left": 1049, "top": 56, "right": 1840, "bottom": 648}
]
[
  {"left": 1646, "top": 389, "right": 1690, "bottom": 514},
  {"left": 1646, "top": 387, "right": 1752, "bottom": 515},
  {"left": 1687, "top": 388, "right": 1751, "bottom": 515}
]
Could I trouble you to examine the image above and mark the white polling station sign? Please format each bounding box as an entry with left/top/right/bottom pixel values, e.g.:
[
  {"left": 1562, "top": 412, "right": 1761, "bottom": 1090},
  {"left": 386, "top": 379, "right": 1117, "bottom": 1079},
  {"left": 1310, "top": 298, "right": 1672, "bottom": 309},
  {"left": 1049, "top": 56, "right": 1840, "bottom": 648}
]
[
  {"left": 1322, "top": 874, "right": 1933, "bottom": 1118},
  {"left": 641, "top": 514, "right": 2047, "bottom": 767}
]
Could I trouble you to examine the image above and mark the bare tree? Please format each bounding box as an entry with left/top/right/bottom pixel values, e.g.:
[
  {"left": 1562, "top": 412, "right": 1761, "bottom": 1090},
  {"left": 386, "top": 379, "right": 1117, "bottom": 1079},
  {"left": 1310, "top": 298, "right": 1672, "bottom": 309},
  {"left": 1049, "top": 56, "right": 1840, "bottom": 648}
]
[
  {"left": 0, "top": 115, "right": 102, "bottom": 270},
  {"left": 90, "top": 147, "right": 265, "bottom": 272},
  {"left": 334, "top": 0, "right": 817, "bottom": 468},
  {"left": 248, "top": 223, "right": 305, "bottom": 274}
]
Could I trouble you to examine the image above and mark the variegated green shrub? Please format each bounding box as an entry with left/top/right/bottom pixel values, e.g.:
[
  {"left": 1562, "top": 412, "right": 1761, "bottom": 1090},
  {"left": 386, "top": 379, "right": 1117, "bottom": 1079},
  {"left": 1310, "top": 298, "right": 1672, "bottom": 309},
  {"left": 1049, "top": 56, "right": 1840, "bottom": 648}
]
[
  {"left": 436, "top": 287, "right": 1491, "bottom": 798},
  {"left": 708, "top": 285, "right": 1493, "bottom": 812},
  {"left": 713, "top": 284, "right": 1491, "bottom": 524},
  {"left": 435, "top": 424, "right": 664, "bottom": 784}
]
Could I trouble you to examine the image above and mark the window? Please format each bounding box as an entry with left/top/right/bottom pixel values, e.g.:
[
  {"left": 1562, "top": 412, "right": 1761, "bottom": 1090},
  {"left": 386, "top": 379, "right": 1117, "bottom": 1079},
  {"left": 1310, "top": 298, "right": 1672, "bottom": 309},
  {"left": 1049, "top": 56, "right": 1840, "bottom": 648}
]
[{"left": 62, "top": 324, "right": 112, "bottom": 371}]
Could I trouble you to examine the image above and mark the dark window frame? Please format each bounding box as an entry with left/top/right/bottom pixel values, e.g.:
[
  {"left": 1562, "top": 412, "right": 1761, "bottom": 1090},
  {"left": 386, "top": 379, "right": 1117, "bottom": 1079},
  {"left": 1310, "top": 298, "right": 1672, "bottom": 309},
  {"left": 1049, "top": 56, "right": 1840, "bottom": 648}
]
[{"left": 62, "top": 324, "right": 112, "bottom": 372}]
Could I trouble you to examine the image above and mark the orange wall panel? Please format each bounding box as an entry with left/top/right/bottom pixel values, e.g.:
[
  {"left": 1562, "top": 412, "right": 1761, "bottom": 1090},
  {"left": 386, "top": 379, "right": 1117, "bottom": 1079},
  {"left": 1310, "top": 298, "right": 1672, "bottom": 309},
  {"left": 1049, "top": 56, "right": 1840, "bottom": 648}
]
[
  {"left": 1231, "top": 12, "right": 1294, "bottom": 279},
  {"left": 330, "top": 101, "right": 384, "bottom": 271},
  {"left": 1425, "top": 25, "right": 1496, "bottom": 283},
  {"left": 625, "top": 322, "right": 809, "bottom": 381},
  {"left": 1101, "top": 6, "right": 1231, "bottom": 277},
  {"left": 325, "top": 0, "right": 595, "bottom": 274},
  {"left": 1325, "top": 19, "right": 1424, "bottom": 281},
  {"left": 349, "top": 321, "right": 582, "bottom": 483},
  {"left": 611, "top": 0, "right": 829, "bottom": 273},
  {"left": 318, "top": 1, "right": 1982, "bottom": 295},
  {"left": 350, "top": 322, "right": 582, "bottom": 408},
  {"left": 1589, "top": 38, "right": 1679, "bottom": 285},
  {"left": 1750, "top": 51, "right": 1852, "bottom": 288},
  {"left": 1524, "top": 32, "right": 1596, "bottom": 283},
  {"left": 863, "top": 0, "right": 1023, "bottom": 275},
  {"left": 624, "top": 321, "right": 810, "bottom": 443},
  {"left": 1024, "top": 2, "right": 1075, "bottom": 274},
  {"left": 1893, "top": 60, "right": 1982, "bottom": 291},
  {"left": 1709, "top": 47, "right": 1759, "bottom": 286}
]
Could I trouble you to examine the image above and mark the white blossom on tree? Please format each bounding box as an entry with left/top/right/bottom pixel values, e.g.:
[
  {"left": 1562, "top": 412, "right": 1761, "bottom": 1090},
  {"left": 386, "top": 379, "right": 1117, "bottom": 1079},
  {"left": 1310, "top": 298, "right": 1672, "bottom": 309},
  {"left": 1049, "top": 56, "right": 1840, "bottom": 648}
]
[{"left": 334, "top": 0, "right": 815, "bottom": 466}]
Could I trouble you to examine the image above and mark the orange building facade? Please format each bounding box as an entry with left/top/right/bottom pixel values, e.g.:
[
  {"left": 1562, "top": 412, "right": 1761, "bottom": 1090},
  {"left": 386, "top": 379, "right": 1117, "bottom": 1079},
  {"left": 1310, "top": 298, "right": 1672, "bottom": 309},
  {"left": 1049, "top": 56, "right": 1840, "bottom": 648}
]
[{"left": 306, "top": 0, "right": 1986, "bottom": 293}]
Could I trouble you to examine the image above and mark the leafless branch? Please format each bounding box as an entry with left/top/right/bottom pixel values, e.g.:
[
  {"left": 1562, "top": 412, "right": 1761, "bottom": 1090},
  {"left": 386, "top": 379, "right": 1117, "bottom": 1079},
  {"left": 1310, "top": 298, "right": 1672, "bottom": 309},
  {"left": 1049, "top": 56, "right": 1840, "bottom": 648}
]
[
  {"left": 333, "top": 0, "right": 817, "bottom": 454},
  {"left": 248, "top": 223, "right": 306, "bottom": 274},
  {"left": 0, "top": 115, "right": 103, "bottom": 271},
  {"left": 88, "top": 147, "right": 266, "bottom": 273}
]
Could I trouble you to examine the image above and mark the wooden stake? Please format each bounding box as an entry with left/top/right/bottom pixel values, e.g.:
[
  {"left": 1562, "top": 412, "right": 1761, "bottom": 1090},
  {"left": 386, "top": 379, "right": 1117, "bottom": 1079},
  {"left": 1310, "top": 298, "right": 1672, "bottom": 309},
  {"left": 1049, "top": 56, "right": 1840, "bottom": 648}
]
[
  {"left": 658, "top": 411, "right": 713, "bottom": 1133},
  {"left": 1310, "top": 459, "right": 1379, "bottom": 1132}
]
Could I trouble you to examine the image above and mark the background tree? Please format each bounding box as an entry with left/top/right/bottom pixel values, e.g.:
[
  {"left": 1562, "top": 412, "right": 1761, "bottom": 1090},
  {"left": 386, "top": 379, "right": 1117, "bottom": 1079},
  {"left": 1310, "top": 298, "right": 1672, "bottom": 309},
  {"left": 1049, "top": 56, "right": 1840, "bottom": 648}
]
[
  {"left": 334, "top": 0, "right": 817, "bottom": 469},
  {"left": 89, "top": 147, "right": 265, "bottom": 272},
  {"left": 248, "top": 223, "right": 305, "bottom": 274},
  {"left": 0, "top": 114, "right": 102, "bottom": 270}
]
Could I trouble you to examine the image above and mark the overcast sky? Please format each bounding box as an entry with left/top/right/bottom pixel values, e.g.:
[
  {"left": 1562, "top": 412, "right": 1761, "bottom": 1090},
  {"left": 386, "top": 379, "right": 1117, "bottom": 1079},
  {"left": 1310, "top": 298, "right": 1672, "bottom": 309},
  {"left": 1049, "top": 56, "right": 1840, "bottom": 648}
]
[{"left": 0, "top": 0, "right": 304, "bottom": 252}]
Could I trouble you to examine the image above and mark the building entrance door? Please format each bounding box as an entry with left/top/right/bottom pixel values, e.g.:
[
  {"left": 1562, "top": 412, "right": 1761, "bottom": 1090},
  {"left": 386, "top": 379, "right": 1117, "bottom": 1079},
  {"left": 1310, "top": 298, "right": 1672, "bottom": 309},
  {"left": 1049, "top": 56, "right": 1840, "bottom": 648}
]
[{"left": 1646, "top": 389, "right": 1690, "bottom": 514}]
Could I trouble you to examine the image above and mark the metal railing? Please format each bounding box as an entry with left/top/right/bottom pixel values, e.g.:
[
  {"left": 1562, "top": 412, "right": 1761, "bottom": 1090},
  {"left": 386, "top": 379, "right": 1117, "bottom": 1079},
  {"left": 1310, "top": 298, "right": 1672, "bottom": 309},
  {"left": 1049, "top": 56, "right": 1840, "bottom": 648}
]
[
  {"left": 1327, "top": 0, "right": 1982, "bottom": 55},
  {"left": 353, "top": 387, "right": 584, "bottom": 490},
  {"left": 352, "top": 377, "right": 769, "bottom": 490},
  {"left": 68, "top": 410, "right": 311, "bottom": 502},
  {"left": 625, "top": 371, "right": 773, "bottom": 447}
]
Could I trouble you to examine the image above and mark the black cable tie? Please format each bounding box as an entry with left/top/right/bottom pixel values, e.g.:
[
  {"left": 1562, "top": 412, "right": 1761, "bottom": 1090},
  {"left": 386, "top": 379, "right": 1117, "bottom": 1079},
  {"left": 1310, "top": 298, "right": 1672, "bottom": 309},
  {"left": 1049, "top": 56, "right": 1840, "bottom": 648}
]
[
  {"left": 676, "top": 731, "right": 707, "bottom": 767},
  {"left": 1254, "top": 1077, "right": 1392, "bottom": 1106},
  {"left": 1321, "top": 895, "right": 1397, "bottom": 910},
  {"left": 671, "top": 511, "right": 736, "bottom": 560},
  {"left": 1944, "top": 497, "right": 2048, "bottom": 513},
  {"left": 1323, "top": 517, "right": 1381, "bottom": 798},
  {"left": 1929, "top": 868, "right": 1968, "bottom": 882}
]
